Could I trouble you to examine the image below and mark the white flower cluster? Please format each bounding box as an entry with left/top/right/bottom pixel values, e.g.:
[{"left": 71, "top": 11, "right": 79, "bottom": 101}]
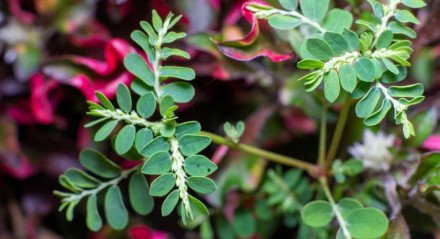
[{"left": 348, "top": 130, "right": 395, "bottom": 172}]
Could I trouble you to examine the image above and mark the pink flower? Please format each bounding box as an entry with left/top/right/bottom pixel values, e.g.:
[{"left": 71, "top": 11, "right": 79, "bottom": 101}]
[
  {"left": 422, "top": 135, "right": 440, "bottom": 151},
  {"left": 128, "top": 224, "right": 168, "bottom": 239}
]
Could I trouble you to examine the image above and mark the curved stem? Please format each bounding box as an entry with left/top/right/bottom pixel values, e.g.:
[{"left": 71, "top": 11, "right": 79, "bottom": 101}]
[
  {"left": 200, "top": 131, "right": 323, "bottom": 178},
  {"left": 320, "top": 177, "right": 352, "bottom": 239},
  {"left": 326, "top": 99, "right": 352, "bottom": 167},
  {"left": 318, "top": 106, "right": 328, "bottom": 167}
]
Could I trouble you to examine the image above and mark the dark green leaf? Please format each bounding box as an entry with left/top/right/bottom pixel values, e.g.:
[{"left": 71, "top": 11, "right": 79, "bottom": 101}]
[
  {"left": 142, "top": 136, "right": 170, "bottom": 157},
  {"left": 105, "top": 186, "right": 129, "bottom": 230},
  {"left": 324, "top": 32, "right": 349, "bottom": 55},
  {"left": 175, "top": 121, "right": 201, "bottom": 139},
  {"left": 353, "top": 57, "right": 376, "bottom": 82},
  {"left": 232, "top": 208, "right": 256, "bottom": 238},
  {"left": 342, "top": 28, "right": 360, "bottom": 51},
  {"left": 162, "top": 189, "right": 179, "bottom": 216},
  {"left": 136, "top": 92, "right": 156, "bottom": 118},
  {"left": 162, "top": 82, "right": 195, "bottom": 103},
  {"left": 355, "top": 86, "right": 381, "bottom": 118},
  {"left": 115, "top": 125, "right": 136, "bottom": 155},
  {"left": 339, "top": 64, "right": 357, "bottom": 93},
  {"left": 389, "top": 83, "right": 424, "bottom": 98},
  {"left": 86, "top": 195, "right": 102, "bottom": 231},
  {"left": 184, "top": 155, "right": 217, "bottom": 176},
  {"left": 131, "top": 30, "right": 155, "bottom": 62},
  {"left": 306, "top": 38, "right": 334, "bottom": 61},
  {"left": 129, "top": 172, "right": 154, "bottom": 215},
  {"left": 141, "top": 152, "right": 172, "bottom": 175},
  {"left": 381, "top": 66, "right": 407, "bottom": 83},
  {"left": 116, "top": 83, "right": 132, "bottom": 113},
  {"left": 135, "top": 128, "right": 153, "bottom": 153},
  {"left": 163, "top": 32, "right": 187, "bottom": 44},
  {"left": 324, "top": 70, "right": 340, "bottom": 103},
  {"left": 395, "top": 9, "right": 420, "bottom": 24},
  {"left": 382, "top": 58, "right": 400, "bottom": 75},
  {"left": 376, "top": 30, "right": 393, "bottom": 49},
  {"left": 160, "top": 66, "right": 195, "bottom": 81},
  {"left": 179, "top": 134, "right": 212, "bottom": 156},
  {"left": 159, "top": 94, "right": 175, "bottom": 117},
  {"left": 162, "top": 47, "right": 190, "bottom": 60},
  {"left": 389, "top": 21, "right": 417, "bottom": 38},
  {"left": 187, "top": 176, "right": 217, "bottom": 194},
  {"left": 149, "top": 173, "right": 176, "bottom": 197},
  {"left": 124, "top": 53, "right": 154, "bottom": 86},
  {"left": 94, "top": 120, "right": 118, "bottom": 142},
  {"left": 364, "top": 99, "right": 392, "bottom": 126}
]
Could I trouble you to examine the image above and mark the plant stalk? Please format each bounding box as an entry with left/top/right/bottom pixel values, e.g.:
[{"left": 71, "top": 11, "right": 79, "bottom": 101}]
[
  {"left": 326, "top": 99, "right": 351, "bottom": 167},
  {"left": 318, "top": 106, "right": 328, "bottom": 167},
  {"left": 200, "top": 131, "right": 324, "bottom": 178}
]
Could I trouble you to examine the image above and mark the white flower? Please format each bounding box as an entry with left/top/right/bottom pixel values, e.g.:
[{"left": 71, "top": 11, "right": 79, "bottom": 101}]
[{"left": 348, "top": 130, "right": 395, "bottom": 172}]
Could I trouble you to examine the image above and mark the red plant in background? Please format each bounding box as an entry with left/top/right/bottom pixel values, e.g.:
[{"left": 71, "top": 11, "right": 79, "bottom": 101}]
[{"left": 128, "top": 224, "right": 168, "bottom": 239}]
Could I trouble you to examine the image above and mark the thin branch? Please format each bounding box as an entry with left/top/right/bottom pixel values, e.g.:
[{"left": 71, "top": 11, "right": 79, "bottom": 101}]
[{"left": 200, "top": 131, "right": 324, "bottom": 178}]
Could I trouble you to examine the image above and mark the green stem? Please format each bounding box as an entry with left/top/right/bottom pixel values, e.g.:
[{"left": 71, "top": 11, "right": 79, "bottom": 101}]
[
  {"left": 320, "top": 177, "right": 352, "bottom": 239},
  {"left": 200, "top": 131, "right": 323, "bottom": 178},
  {"left": 326, "top": 99, "right": 351, "bottom": 167},
  {"left": 318, "top": 106, "right": 328, "bottom": 167}
]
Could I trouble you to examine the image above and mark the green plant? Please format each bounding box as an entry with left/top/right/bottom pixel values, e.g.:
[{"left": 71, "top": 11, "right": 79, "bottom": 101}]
[{"left": 55, "top": 1, "right": 438, "bottom": 238}]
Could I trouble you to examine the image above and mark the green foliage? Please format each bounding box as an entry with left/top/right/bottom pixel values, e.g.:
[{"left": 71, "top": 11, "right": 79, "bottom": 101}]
[
  {"left": 223, "top": 121, "right": 245, "bottom": 143},
  {"left": 55, "top": 12, "right": 217, "bottom": 231}
]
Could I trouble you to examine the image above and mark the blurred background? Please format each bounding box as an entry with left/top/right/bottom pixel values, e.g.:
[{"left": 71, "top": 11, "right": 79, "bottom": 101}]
[{"left": 0, "top": 0, "right": 439, "bottom": 238}]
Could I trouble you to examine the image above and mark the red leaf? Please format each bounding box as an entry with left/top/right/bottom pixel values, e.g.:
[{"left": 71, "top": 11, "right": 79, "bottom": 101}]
[
  {"left": 215, "top": 1, "right": 292, "bottom": 62},
  {"left": 128, "top": 224, "right": 168, "bottom": 239}
]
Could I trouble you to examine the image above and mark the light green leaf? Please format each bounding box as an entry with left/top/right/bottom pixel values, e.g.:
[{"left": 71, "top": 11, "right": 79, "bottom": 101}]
[
  {"left": 409, "top": 109, "right": 437, "bottom": 147},
  {"left": 141, "top": 152, "right": 172, "bottom": 175},
  {"left": 131, "top": 79, "right": 154, "bottom": 96},
  {"left": 337, "top": 198, "right": 363, "bottom": 220},
  {"left": 381, "top": 66, "right": 407, "bottom": 83},
  {"left": 115, "top": 125, "right": 136, "bottom": 155},
  {"left": 371, "top": 58, "right": 385, "bottom": 79},
  {"left": 395, "top": 9, "right": 420, "bottom": 24},
  {"left": 306, "top": 38, "right": 334, "bottom": 61},
  {"left": 389, "top": 83, "right": 424, "bottom": 98},
  {"left": 80, "top": 149, "right": 122, "bottom": 178},
  {"left": 300, "top": 0, "right": 329, "bottom": 21},
  {"left": 95, "top": 92, "right": 115, "bottom": 111},
  {"left": 200, "top": 220, "right": 214, "bottom": 239},
  {"left": 324, "top": 70, "right": 340, "bottom": 103},
  {"left": 389, "top": 21, "right": 417, "bottom": 38},
  {"left": 364, "top": 99, "right": 392, "bottom": 126},
  {"left": 149, "top": 173, "right": 176, "bottom": 197},
  {"left": 142, "top": 136, "right": 170, "bottom": 158},
  {"left": 94, "top": 120, "right": 118, "bottom": 142},
  {"left": 342, "top": 28, "right": 360, "bottom": 51},
  {"left": 382, "top": 58, "right": 400, "bottom": 75},
  {"left": 301, "top": 200, "right": 333, "bottom": 228},
  {"left": 402, "top": 0, "right": 426, "bottom": 8},
  {"left": 65, "top": 169, "right": 100, "bottom": 189},
  {"left": 131, "top": 30, "right": 155, "bottom": 62},
  {"left": 279, "top": 0, "right": 297, "bottom": 10},
  {"left": 339, "top": 64, "right": 357, "bottom": 93},
  {"left": 376, "top": 30, "right": 393, "bottom": 49},
  {"left": 105, "top": 186, "right": 129, "bottom": 230},
  {"left": 162, "top": 189, "right": 179, "bottom": 216},
  {"left": 160, "top": 66, "right": 195, "bottom": 81},
  {"left": 187, "top": 176, "right": 217, "bottom": 194},
  {"left": 162, "top": 82, "right": 195, "bottom": 103},
  {"left": 184, "top": 155, "right": 218, "bottom": 176},
  {"left": 175, "top": 121, "right": 201, "bottom": 139},
  {"left": 163, "top": 32, "right": 186, "bottom": 44},
  {"left": 297, "top": 59, "right": 324, "bottom": 69},
  {"left": 86, "top": 195, "right": 102, "bottom": 231},
  {"left": 346, "top": 208, "right": 389, "bottom": 239},
  {"left": 124, "top": 53, "right": 154, "bottom": 86},
  {"left": 399, "top": 96, "right": 425, "bottom": 107},
  {"left": 324, "top": 32, "right": 349, "bottom": 55},
  {"left": 179, "top": 134, "right": 212, "bottom": 156},
  {"left": 355, "top": 86, "right": 381, "bottom": 118},
  {"left": 136, "top": 92, "right": 156, "bottom": 118},
  {"left": 162, "top": 47, "right": 190, "bottom": 59},
  {"left": 159, "top": 94, "right": 175, "bottom": 117},
  {"left": 268, "top": 15, "right": 302, "bottom": 30},
  {"left": 188, "top": 195, "right": 209, "bottom": 218},
  {"left": 140, "top": 21, "right": 158, "bottom": 45},
  {"left": 353, "top": 57, "right": 376, "bottom": 82},
  {"left": 324, "top": 9, "right": 353, "bottom": 33},
  {"left": 151, "top": 10, "right": 163, "bottom": 32},
  {"left": 129, "top": 172, "right": 154, "bottom": 215}
]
